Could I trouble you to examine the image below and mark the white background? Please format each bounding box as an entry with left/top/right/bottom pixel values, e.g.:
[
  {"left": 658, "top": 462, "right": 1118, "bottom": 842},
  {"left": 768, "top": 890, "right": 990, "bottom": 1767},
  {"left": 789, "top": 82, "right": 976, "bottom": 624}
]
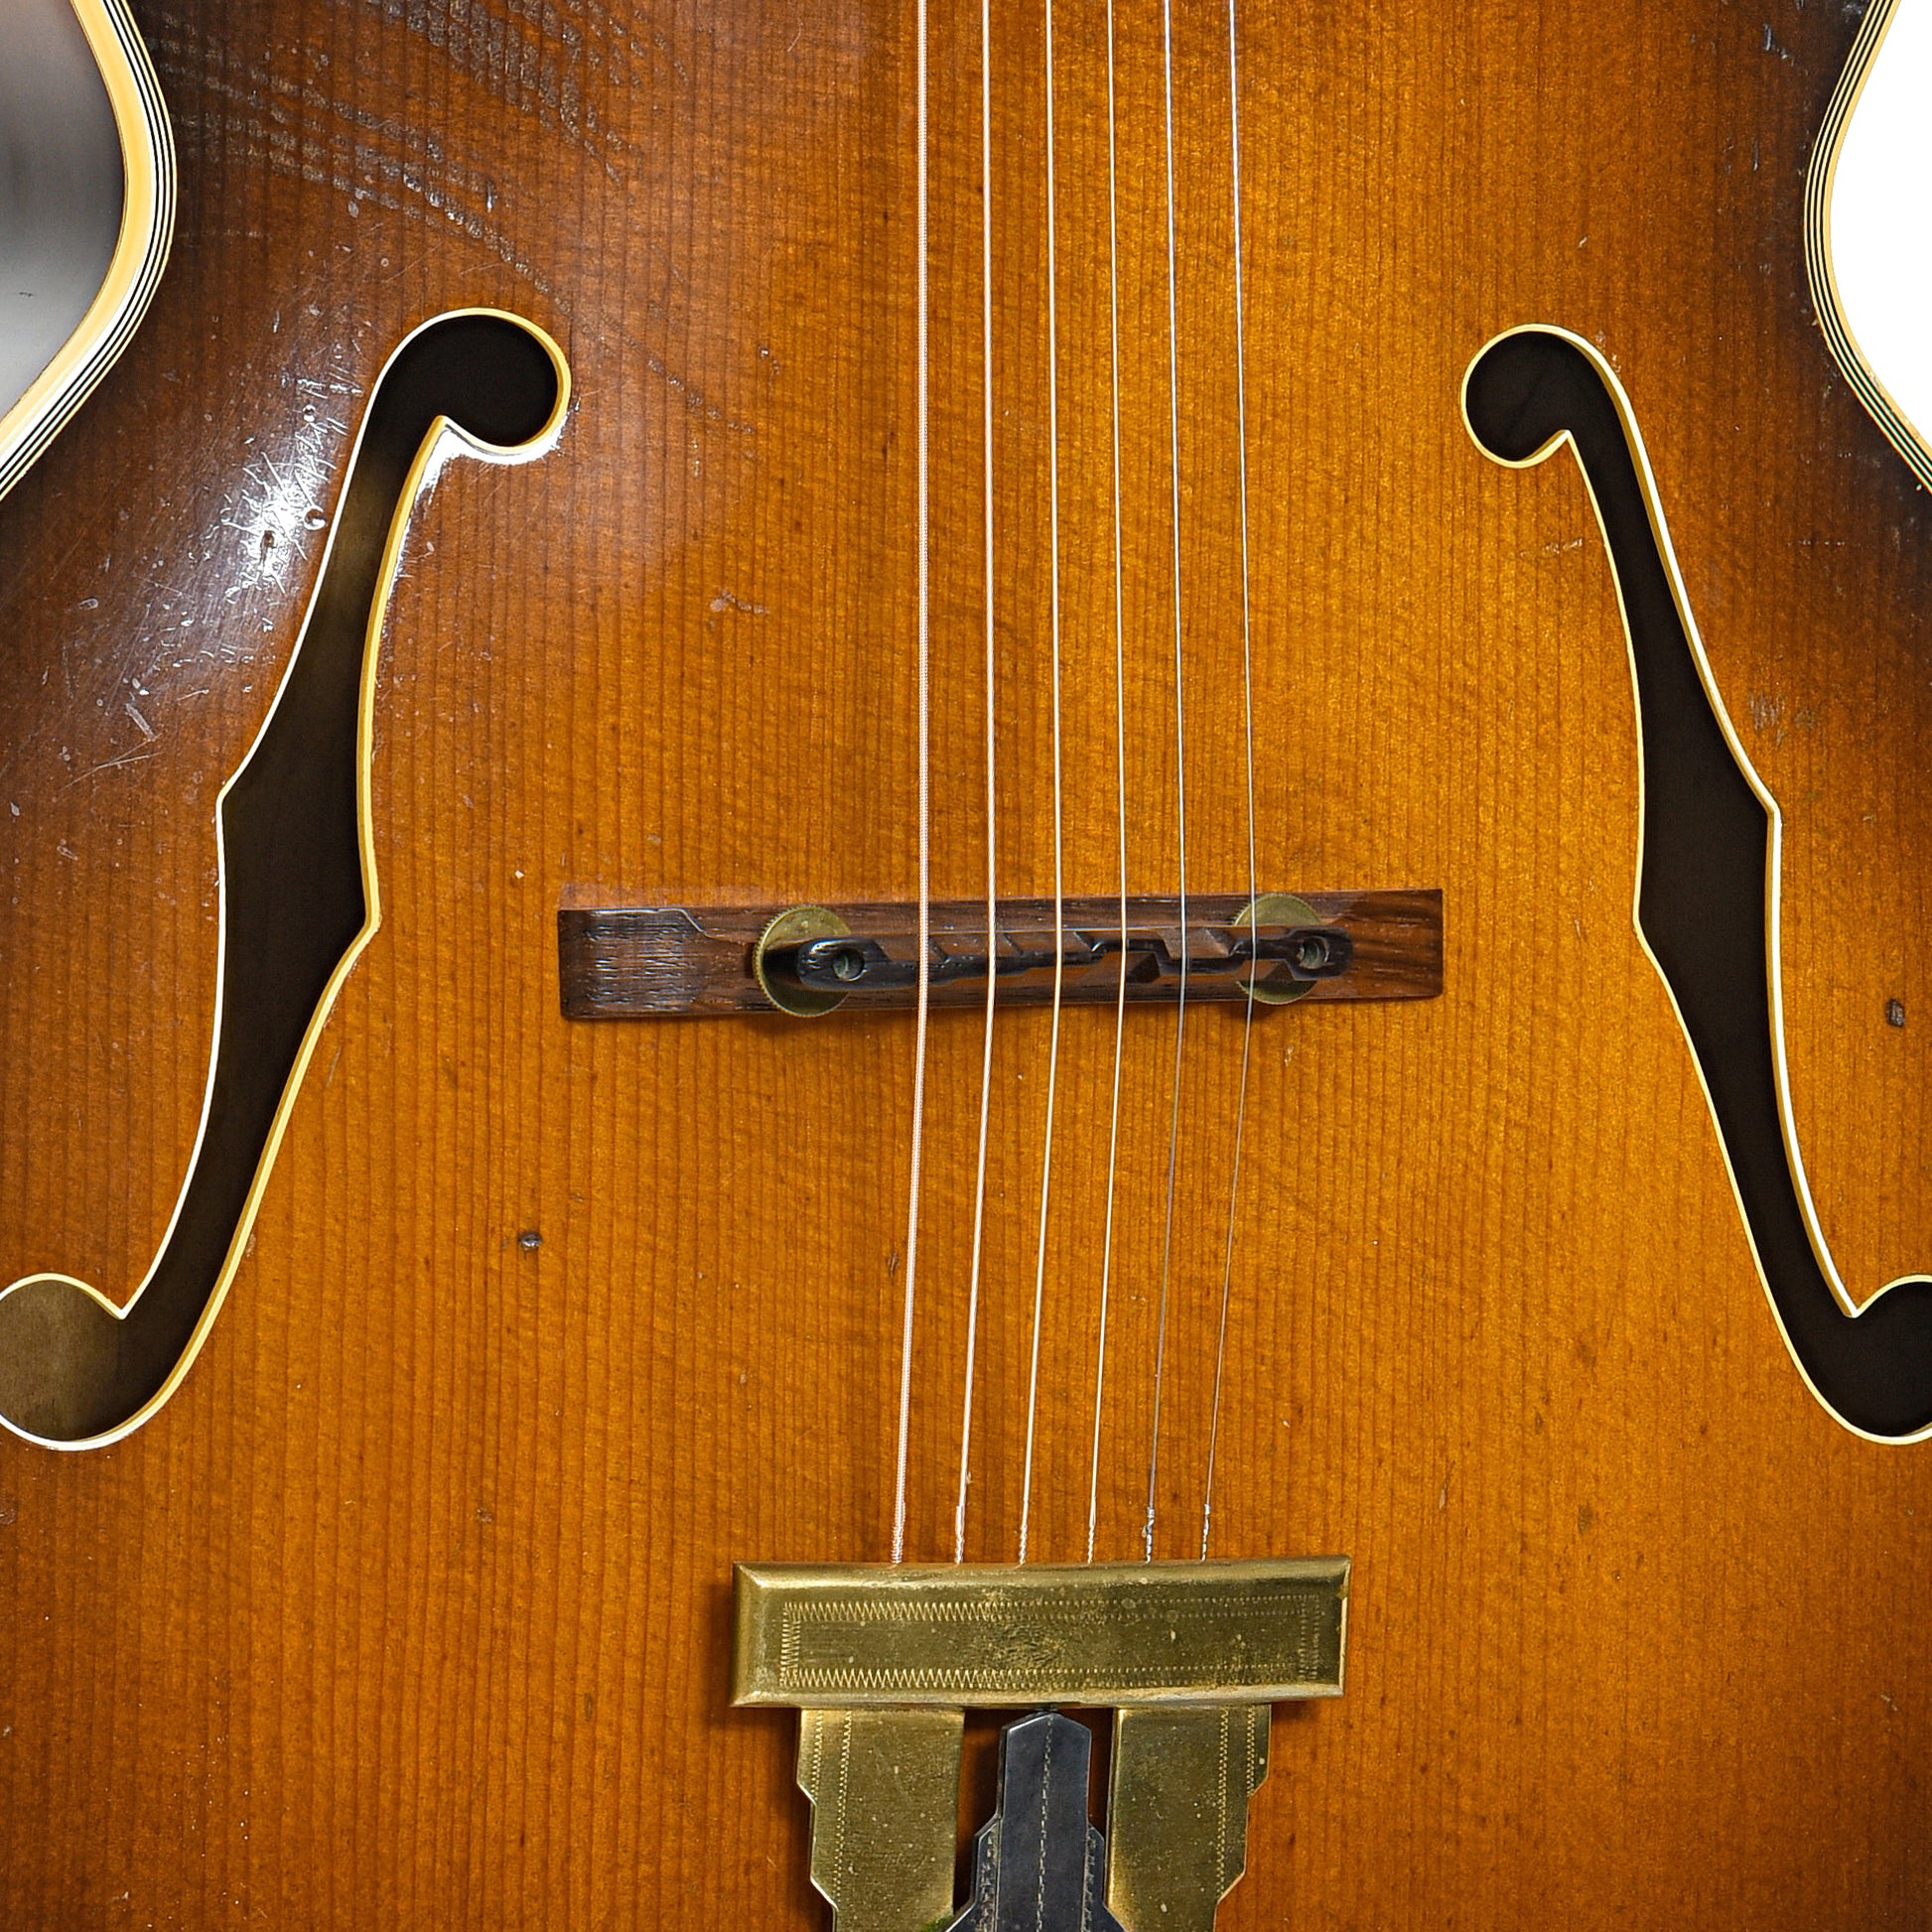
[{"left": 1827, "top": 0, "right": 1932, "bottom": 450}]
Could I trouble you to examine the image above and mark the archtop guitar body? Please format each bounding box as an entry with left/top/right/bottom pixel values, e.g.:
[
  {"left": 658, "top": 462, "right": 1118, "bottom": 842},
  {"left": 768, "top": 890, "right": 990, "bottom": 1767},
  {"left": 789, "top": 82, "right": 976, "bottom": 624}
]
[{"left": 1, "top": 1, "right": 1929, "bottom": 1925}]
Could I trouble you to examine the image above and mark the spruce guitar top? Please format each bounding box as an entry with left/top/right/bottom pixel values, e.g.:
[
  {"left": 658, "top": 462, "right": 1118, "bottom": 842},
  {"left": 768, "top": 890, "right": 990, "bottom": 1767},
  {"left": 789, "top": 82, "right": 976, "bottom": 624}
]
[{"left": 0, "top": 1, "right": 1930, "bottom": 1926}]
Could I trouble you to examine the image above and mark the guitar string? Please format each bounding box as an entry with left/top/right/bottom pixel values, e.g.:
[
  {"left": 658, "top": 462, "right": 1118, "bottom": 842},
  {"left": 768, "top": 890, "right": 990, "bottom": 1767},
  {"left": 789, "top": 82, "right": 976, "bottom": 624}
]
[
  {"left": 1143, "top": 0, "right": 1191, "bottom": 1565},
  {"left": 1085, "top": 0, "right": 1131, "bottom": 1568},
  {"left": 1201, "top": 0, "right": 1258, "bottom": 1563},
  {"left": 891, "top": 0, "right": 932, "bottom": 1568},
  {"left": 1017, "top": 0, "right": 1069, "bottom": 1567},
  {"left": 953, "top": 0, "right": 999, "bottom": 1567}
]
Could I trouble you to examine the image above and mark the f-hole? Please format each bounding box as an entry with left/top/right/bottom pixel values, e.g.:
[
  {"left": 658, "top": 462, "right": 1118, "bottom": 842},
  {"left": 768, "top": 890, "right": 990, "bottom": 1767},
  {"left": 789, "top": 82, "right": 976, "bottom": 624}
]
[
  {"left": 1464, "top": 323, "right": 1932, "bottom": 1443},
  {"left": 0, "top": 308, "right": 569, "bottom": 1448}
]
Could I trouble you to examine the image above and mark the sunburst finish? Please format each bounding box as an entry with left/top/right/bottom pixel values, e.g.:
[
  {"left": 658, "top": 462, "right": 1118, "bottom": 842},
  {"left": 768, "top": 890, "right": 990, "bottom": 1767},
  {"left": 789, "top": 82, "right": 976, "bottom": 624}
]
[{"left": 0, "top": 2, "right": 1929, "bottom": 1925}]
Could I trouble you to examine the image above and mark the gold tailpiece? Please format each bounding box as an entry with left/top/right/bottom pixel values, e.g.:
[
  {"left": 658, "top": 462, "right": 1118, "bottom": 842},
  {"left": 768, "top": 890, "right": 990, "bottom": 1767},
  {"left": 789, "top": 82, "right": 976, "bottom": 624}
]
[{"left": 732, "top": 1559, "right": 1348, "bottom": 1932}]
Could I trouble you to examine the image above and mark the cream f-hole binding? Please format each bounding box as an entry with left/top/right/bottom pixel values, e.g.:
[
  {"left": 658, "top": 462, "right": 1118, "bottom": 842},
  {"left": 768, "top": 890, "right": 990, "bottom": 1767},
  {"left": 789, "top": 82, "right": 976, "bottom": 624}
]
[
  {"left": 1465, "top": 325, "right": 1932, "bottom": 1444},
  {"left": 0, "top": 310, "right": 570, "bottom": 1449}
]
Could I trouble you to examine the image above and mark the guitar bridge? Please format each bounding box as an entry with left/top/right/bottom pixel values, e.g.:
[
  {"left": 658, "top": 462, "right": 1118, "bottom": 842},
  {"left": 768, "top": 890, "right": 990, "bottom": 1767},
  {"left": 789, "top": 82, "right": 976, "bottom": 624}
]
[{"left": 558, "top": 889, "right": 1441, "bottom": 1020}]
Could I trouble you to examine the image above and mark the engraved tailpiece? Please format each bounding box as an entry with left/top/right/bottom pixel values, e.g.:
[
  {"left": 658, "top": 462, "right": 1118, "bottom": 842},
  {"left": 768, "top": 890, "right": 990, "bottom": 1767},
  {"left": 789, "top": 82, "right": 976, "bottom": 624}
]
[{"left": 733, "top": 1560, "right": 1348, "bottom": 1932}]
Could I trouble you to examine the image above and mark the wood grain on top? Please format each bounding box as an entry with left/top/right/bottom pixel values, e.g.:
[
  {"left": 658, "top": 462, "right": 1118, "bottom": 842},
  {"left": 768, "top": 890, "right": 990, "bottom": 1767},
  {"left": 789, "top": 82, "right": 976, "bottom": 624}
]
[{"left": 0, "top": 1, "right": 1929, "bottom": 1926}]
